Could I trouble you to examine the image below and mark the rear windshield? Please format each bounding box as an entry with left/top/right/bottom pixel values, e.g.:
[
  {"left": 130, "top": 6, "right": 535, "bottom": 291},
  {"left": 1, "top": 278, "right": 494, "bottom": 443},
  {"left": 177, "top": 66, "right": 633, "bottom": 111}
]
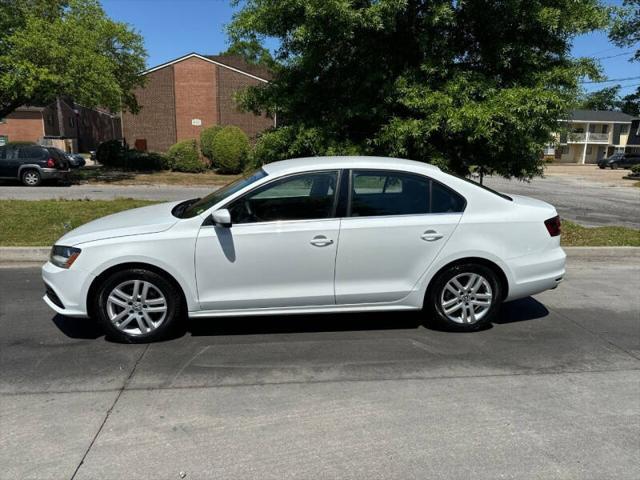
[{"left": 456, "top": 174, "right": 513, "bottom": 201}]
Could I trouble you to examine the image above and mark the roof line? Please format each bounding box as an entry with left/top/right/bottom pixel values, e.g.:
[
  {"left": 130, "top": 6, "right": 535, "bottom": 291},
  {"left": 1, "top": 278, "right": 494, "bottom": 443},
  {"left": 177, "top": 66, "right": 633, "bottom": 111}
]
[{"left": 141, "top": 52, "right": 269, "bottom": 83}]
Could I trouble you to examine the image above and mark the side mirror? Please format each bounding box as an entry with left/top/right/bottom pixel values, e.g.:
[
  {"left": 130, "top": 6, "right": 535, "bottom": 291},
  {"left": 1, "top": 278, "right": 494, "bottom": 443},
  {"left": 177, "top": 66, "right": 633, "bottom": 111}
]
[{"left": 211, "top": 209, "right": 232, "bottom": 228}]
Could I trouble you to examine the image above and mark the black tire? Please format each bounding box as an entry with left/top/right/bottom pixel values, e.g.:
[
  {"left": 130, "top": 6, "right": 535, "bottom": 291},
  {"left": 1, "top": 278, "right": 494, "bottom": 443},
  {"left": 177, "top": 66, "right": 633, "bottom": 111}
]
[
  {"left": 598, "top": 165, "right": 605, "bottom": 169},
  {"left": 424, "top": 263, "right": 502, "bottom": 331},
  {"left": 94, "top": 268, "right": 183, "bottom": 343},
  {"left": 21, "top": 169, "right": 41, "bottom": 186}
]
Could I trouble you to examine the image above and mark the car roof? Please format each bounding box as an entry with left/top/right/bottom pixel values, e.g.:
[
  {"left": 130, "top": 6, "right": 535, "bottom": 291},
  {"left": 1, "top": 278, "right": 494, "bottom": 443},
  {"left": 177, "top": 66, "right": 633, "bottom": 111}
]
[{"left": 261, "top": 156, "right": 440, "bottom": 176}]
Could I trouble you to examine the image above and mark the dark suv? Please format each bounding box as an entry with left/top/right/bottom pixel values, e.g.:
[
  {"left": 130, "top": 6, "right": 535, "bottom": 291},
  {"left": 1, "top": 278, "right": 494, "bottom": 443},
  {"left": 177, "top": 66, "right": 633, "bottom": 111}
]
[
  {"left": 597, "top": 152, "right": 640, "bottom": 169},
  {"left": 0, "top": 145, "right": 70, "bottom": 186}
]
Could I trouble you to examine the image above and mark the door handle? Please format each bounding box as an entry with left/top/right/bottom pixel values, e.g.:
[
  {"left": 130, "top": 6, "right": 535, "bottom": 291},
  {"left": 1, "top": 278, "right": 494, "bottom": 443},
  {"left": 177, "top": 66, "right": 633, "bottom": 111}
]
[
  {"left": 310, "top": 235, "right": 334, "bottom": 247},
  {"left": 421, "top": 230, "right": 444, "bottom": 242}
]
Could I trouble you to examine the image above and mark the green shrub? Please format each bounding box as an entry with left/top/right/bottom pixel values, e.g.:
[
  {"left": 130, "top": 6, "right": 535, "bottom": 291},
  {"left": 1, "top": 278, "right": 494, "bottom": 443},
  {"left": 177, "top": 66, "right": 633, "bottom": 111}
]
[
  {"left": 631, "top": 164, "right": 640, "bottom": 175},
  {"left": 96, "top": 140, "right": 126, "bottom": 167},
  {"left": 166, "top": 139, "right": 206, "bottom": 173},
  {"left": 123, "top": 151, "right": 168, "bottom": 171},
  {"left": 200, "top": 125, "right": 223, "bottom": 162},
  {"left": 211, "top": 126, "right": 250, "bottom": 174}
]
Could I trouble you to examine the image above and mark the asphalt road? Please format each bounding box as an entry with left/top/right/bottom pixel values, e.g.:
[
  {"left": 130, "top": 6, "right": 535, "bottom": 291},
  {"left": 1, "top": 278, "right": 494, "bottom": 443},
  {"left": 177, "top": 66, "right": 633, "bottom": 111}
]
[
  {"left": 484, "top": 175, "right": 640, "bottom": 229},
  {"left": 1, "top": 173, "right": 638, "bottom": 228},
  {"left": 1, "top": 250, "right": 639, "bottom": 479}
]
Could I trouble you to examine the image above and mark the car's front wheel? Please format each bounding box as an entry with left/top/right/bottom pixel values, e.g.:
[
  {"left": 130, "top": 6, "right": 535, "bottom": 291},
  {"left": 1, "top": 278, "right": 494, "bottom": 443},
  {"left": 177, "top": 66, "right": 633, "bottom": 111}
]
[
  {"left": 95, "top": 268, "right": 183, "bottom": 343},
  {"left": 425, "top": 263, "right": 502, "bottom": 331}
]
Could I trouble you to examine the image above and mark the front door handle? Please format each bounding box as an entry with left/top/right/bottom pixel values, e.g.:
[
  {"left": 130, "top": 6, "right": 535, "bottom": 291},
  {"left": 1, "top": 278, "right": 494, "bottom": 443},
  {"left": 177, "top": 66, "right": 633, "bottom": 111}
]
[
  {"left": 421, "top": 230, "right": 444, "bottom": 242},
  {"left": 310, "top": 235, "right": 334, "bottom": 247}
]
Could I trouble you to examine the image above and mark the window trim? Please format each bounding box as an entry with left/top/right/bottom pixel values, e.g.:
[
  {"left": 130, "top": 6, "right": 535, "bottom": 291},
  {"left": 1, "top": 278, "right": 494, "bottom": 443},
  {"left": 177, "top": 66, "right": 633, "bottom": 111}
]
[
  {"left": 346, "top": 169, "right": 467, "bottom": 219},
  {"left": 221, "top": 169, "right": 342, "bottom": 225}
]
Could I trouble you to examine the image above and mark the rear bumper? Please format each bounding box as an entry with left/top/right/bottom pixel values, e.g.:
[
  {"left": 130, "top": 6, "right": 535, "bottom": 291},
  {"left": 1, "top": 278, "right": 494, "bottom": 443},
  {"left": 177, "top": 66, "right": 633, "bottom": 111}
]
[
  {"left": 42, "top": 261, "right": 93, "bottom": 317},
  {"left": 505, "top": 246, "right": 566, "bottom": 301},
  {"left": 40, "top": 168, "right": 70, "bottom": 180}
]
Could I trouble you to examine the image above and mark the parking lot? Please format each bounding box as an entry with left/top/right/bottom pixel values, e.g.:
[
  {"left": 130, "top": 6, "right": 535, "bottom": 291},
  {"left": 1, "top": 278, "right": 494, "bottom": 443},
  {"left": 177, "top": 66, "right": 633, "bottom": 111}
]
[{"left": 1, "top": 249, "right": 638, "bottom": 479}]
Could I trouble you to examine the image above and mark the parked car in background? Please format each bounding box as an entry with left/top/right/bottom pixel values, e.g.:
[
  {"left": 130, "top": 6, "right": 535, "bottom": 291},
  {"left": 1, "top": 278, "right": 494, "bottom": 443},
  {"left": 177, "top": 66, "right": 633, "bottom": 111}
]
[
  {"left": 42, "top": 156, "right": 566, "bottom": 343},
  {"left": 597, "top": 152, "right": 640, "bottom": 169},
  {"left": 65, "top": 153, "right": 86, "bottom": 168},
  {"left": 0, "top": 144, "right": 70, "bottom": 186}
]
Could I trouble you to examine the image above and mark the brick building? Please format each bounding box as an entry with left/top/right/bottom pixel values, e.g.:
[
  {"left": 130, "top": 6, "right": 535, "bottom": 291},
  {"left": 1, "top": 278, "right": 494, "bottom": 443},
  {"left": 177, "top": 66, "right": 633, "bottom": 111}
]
[
  {"left": 0, "top": 99, "right": 121, "bottom": 152},
  {"left": 121, "top": 53, "right": 274, "bottom": 153}
]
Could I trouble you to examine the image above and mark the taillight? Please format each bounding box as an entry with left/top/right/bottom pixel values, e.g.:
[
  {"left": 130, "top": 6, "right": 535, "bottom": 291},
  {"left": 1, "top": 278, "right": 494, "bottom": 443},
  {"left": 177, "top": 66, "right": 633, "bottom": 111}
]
[
  {"left": 545, "top": 215, "right": 561, "bottom": 237},
  {"left": 46, "top": 158, "right": 55, "bottom": 168}
]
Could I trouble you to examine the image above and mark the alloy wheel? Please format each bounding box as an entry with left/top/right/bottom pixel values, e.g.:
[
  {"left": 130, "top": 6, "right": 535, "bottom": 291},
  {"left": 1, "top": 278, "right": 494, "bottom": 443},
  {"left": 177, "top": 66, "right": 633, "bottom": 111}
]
[
  {"left": 440, "top": 272, "right": 493, "bottom": 324},
  {"left": 106, "top": 279, "right": 167, "bottom": 336},
  {"left": 23, "top": 172, "right": 39, "bottom": 185}
]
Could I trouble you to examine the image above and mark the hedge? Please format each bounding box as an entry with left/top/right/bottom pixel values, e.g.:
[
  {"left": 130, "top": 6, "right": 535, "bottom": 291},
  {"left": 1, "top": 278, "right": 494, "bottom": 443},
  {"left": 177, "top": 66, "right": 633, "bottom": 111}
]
[
  {"left": 166, "top": 139, "right": 206, "bottom": 173},
  {"left": 211, "top": 126, "right": 250, "bottom": 174},
  {"left": 200, "top": 125, "right": 223, "bottom": 162}
]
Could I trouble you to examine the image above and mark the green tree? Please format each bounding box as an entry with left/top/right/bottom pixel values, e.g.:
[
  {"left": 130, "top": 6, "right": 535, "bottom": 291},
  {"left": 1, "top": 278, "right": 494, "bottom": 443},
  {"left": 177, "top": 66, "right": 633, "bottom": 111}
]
[
  {"left": 610, "top": 0, "right": 640, "bottom": 117},
  {"left": 221, "top": 38, "right": 277, "bottom": 70},
  {"left": 578, "top": 85, "right": 622, "bottom": 110},
  {"left": 228, "top": 0, "right": 607, "bottom": 179},
  {"left": 0, "top": 0, "right": 146, "bottom": 118}
]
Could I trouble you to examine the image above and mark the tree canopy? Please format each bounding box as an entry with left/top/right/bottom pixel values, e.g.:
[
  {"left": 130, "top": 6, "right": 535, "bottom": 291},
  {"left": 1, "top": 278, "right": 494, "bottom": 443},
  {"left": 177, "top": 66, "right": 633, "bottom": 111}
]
[
  {"left": 228, "top": 0, "right": 608, "bottom": 179},
  {"left": 0, "top": 0, "right": 146, "bottom": 118}
]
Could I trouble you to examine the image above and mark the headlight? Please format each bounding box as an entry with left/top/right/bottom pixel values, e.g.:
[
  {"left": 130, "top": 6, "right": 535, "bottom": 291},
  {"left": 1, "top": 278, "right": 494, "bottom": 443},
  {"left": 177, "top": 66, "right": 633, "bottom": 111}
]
[{"left": 50, "top": 246, "right": 81, "bottom": 269}]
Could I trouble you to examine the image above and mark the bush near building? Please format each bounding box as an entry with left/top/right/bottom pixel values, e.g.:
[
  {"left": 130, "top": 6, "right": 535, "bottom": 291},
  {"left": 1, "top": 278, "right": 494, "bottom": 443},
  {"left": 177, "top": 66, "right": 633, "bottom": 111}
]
[
  {"left": 200, "top": 125, "right": 223, "bottom": 163},
  {"left": 96, "top": 140, "right": 167, "bottom": 171},
  {"left": 211, "top": 126, "right": 250, "bottom": 174},
  {"left": 166, "top": 139, "right": 207, "bottom": 173}
]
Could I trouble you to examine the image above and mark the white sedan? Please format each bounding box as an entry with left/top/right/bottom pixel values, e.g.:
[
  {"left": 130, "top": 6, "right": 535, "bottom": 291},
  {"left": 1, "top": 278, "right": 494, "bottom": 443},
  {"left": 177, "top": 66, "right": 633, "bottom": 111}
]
[{"left": 42, "top": 156, "right": 566, "bottom": 342}]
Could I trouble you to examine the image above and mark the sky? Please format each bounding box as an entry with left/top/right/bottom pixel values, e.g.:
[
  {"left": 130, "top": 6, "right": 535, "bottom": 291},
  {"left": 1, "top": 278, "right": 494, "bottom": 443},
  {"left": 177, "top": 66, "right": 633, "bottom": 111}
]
[{"left": 102, "top": 0, "right": 639, "bottom": 95}]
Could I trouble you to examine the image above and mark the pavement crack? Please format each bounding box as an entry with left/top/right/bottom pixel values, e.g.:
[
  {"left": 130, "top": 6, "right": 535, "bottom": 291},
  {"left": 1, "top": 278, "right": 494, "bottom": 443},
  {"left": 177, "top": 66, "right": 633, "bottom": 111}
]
[{"left": 69, "top": 344, "right": 149, "bottom": 480}]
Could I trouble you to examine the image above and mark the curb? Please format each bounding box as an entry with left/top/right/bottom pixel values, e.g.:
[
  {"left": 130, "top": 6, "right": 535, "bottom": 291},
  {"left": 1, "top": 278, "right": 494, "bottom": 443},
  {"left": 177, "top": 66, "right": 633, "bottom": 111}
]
[{"left": 0, "top": 246, "right": 638, "bottom": 265}]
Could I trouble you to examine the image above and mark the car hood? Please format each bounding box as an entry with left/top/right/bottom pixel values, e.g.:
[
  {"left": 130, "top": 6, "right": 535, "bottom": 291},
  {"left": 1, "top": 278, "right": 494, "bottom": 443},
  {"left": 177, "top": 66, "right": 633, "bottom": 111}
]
[{"left": 57, "top": 201, "right": 182, "bottom": 246}]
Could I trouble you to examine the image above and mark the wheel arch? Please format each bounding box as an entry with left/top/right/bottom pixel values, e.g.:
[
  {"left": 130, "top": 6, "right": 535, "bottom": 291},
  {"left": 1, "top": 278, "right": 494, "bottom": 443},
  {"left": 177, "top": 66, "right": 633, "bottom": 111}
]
[
  {"left": 86, "top": 261, "right": 188, "bottom": 318},
  {"left": 424, "top": 256, "right": 509, "bottom": 307}
]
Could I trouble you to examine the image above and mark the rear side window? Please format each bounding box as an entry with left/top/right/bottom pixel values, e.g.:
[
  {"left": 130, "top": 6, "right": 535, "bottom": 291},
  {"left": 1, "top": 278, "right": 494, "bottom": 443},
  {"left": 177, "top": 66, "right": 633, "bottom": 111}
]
[
  {"left": 18, "top": 146, "right": 46, "bottom": 159},
  {"left": 350, "top": 170, "right": 465, "bottom": 217}
]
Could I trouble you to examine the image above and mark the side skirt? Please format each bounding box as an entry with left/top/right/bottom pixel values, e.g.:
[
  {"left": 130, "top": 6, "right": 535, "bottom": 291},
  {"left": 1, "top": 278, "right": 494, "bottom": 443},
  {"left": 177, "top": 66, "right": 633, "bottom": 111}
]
[{"left": 188, "top": 303, "right": 420, "bottom": 319}]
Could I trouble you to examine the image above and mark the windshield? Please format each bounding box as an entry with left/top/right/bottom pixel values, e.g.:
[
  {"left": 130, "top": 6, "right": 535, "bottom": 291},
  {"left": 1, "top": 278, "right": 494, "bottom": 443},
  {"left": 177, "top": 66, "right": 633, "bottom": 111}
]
[{"left": 179, "top": 168, "right": 268, "bottom": 218}]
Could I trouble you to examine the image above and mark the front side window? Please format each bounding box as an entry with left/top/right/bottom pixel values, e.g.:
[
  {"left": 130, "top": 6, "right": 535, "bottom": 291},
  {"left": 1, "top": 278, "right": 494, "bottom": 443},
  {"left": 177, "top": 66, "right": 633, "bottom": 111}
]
[
  {"left": 350, "top": 170, "right": 465, "bottom": 217},
  {"left": 229, "top": 171, "right": 338, "bottom": 224}
]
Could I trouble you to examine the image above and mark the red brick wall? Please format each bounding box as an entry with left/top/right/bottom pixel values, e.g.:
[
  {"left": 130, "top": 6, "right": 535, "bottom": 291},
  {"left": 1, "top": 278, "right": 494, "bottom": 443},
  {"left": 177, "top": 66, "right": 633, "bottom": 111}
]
[
  {"left": 173, "top": 57, "right": 217, "bottom": 142},
  {"left": 217, "top": 67, "right": 274, "bottom": 139},
  {"left": 122, "top": 66, "right": 177, "bottom": 153},
  {"left": 0, "top": 111, "right": 44, "bottom": 143}
]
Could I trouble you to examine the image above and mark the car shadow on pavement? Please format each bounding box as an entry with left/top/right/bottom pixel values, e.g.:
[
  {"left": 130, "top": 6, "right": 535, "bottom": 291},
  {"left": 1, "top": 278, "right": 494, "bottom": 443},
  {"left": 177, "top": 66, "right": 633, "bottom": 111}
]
[
  {"left": 50, "top": 297, "right": 549, "bottom": 341},
  {"left": 52, "top": 313, "right": 103, "bottom": 339}
]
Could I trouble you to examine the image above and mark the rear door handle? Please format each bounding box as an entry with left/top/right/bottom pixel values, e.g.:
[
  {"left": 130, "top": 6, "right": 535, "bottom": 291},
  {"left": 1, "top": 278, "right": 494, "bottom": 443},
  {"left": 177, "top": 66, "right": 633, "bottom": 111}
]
[
  {"left": 310, "top": 235, "right": 334, "bottom": 247},
  {"left": 421, "top": 230, "right": 444, "bottom": 242}
]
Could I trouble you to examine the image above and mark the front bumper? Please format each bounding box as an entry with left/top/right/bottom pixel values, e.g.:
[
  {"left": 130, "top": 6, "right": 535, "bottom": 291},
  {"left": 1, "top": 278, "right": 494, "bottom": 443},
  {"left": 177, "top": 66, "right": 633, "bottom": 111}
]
[{"left": 42, "top": 261, "right": 94, "bottom": 317}]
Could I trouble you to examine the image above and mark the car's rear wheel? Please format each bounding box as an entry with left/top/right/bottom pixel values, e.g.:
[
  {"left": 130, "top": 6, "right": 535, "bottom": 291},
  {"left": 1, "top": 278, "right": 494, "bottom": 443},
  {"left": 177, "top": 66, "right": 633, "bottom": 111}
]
[
  {"left": 21, "top": 169, "right": 41, "bottom": 186},
  {"left": 95, "top": 268, "right": 183, "bottom": 343},
  {"left": 425, "top": 263, "right": 502, "bottom": 331}
]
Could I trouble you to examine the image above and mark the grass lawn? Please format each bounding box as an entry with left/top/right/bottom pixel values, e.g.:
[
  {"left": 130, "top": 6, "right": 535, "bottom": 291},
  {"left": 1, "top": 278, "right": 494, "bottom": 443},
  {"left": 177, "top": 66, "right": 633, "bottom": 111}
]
[
  {"left": 0, "top": 200, "right": 639, "bottom": 247},
  {"left": 0, "top": 199, "right": 157, "bottom": 246},
  {"left": 72, "top": 167, "right": 240, "bottom": 186}
]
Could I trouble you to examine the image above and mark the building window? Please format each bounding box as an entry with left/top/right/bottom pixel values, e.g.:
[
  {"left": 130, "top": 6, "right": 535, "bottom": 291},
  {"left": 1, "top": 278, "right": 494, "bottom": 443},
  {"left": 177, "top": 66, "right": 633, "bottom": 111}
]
[
  {"left": 620, "top": 124, "right": 630, "bottom": 134},
  {"left": 0, "top": 135, "right": 7, "bottom": 146},
  {"left": 601, "top": 124, "right": 608, "bottom": 134}
]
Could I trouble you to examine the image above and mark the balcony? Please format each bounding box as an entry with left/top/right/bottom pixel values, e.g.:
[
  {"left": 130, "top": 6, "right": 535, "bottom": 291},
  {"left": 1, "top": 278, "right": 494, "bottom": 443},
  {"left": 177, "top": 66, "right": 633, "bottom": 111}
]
[{"left": 566, "top": 132, "right": 610, "bottom": 144}]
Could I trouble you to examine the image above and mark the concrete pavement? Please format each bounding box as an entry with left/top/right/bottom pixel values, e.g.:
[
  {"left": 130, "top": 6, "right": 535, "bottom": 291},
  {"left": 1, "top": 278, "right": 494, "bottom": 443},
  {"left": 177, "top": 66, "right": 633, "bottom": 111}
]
[{"left": 1, "top": 252, "right": 639, "bottom": 479}]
